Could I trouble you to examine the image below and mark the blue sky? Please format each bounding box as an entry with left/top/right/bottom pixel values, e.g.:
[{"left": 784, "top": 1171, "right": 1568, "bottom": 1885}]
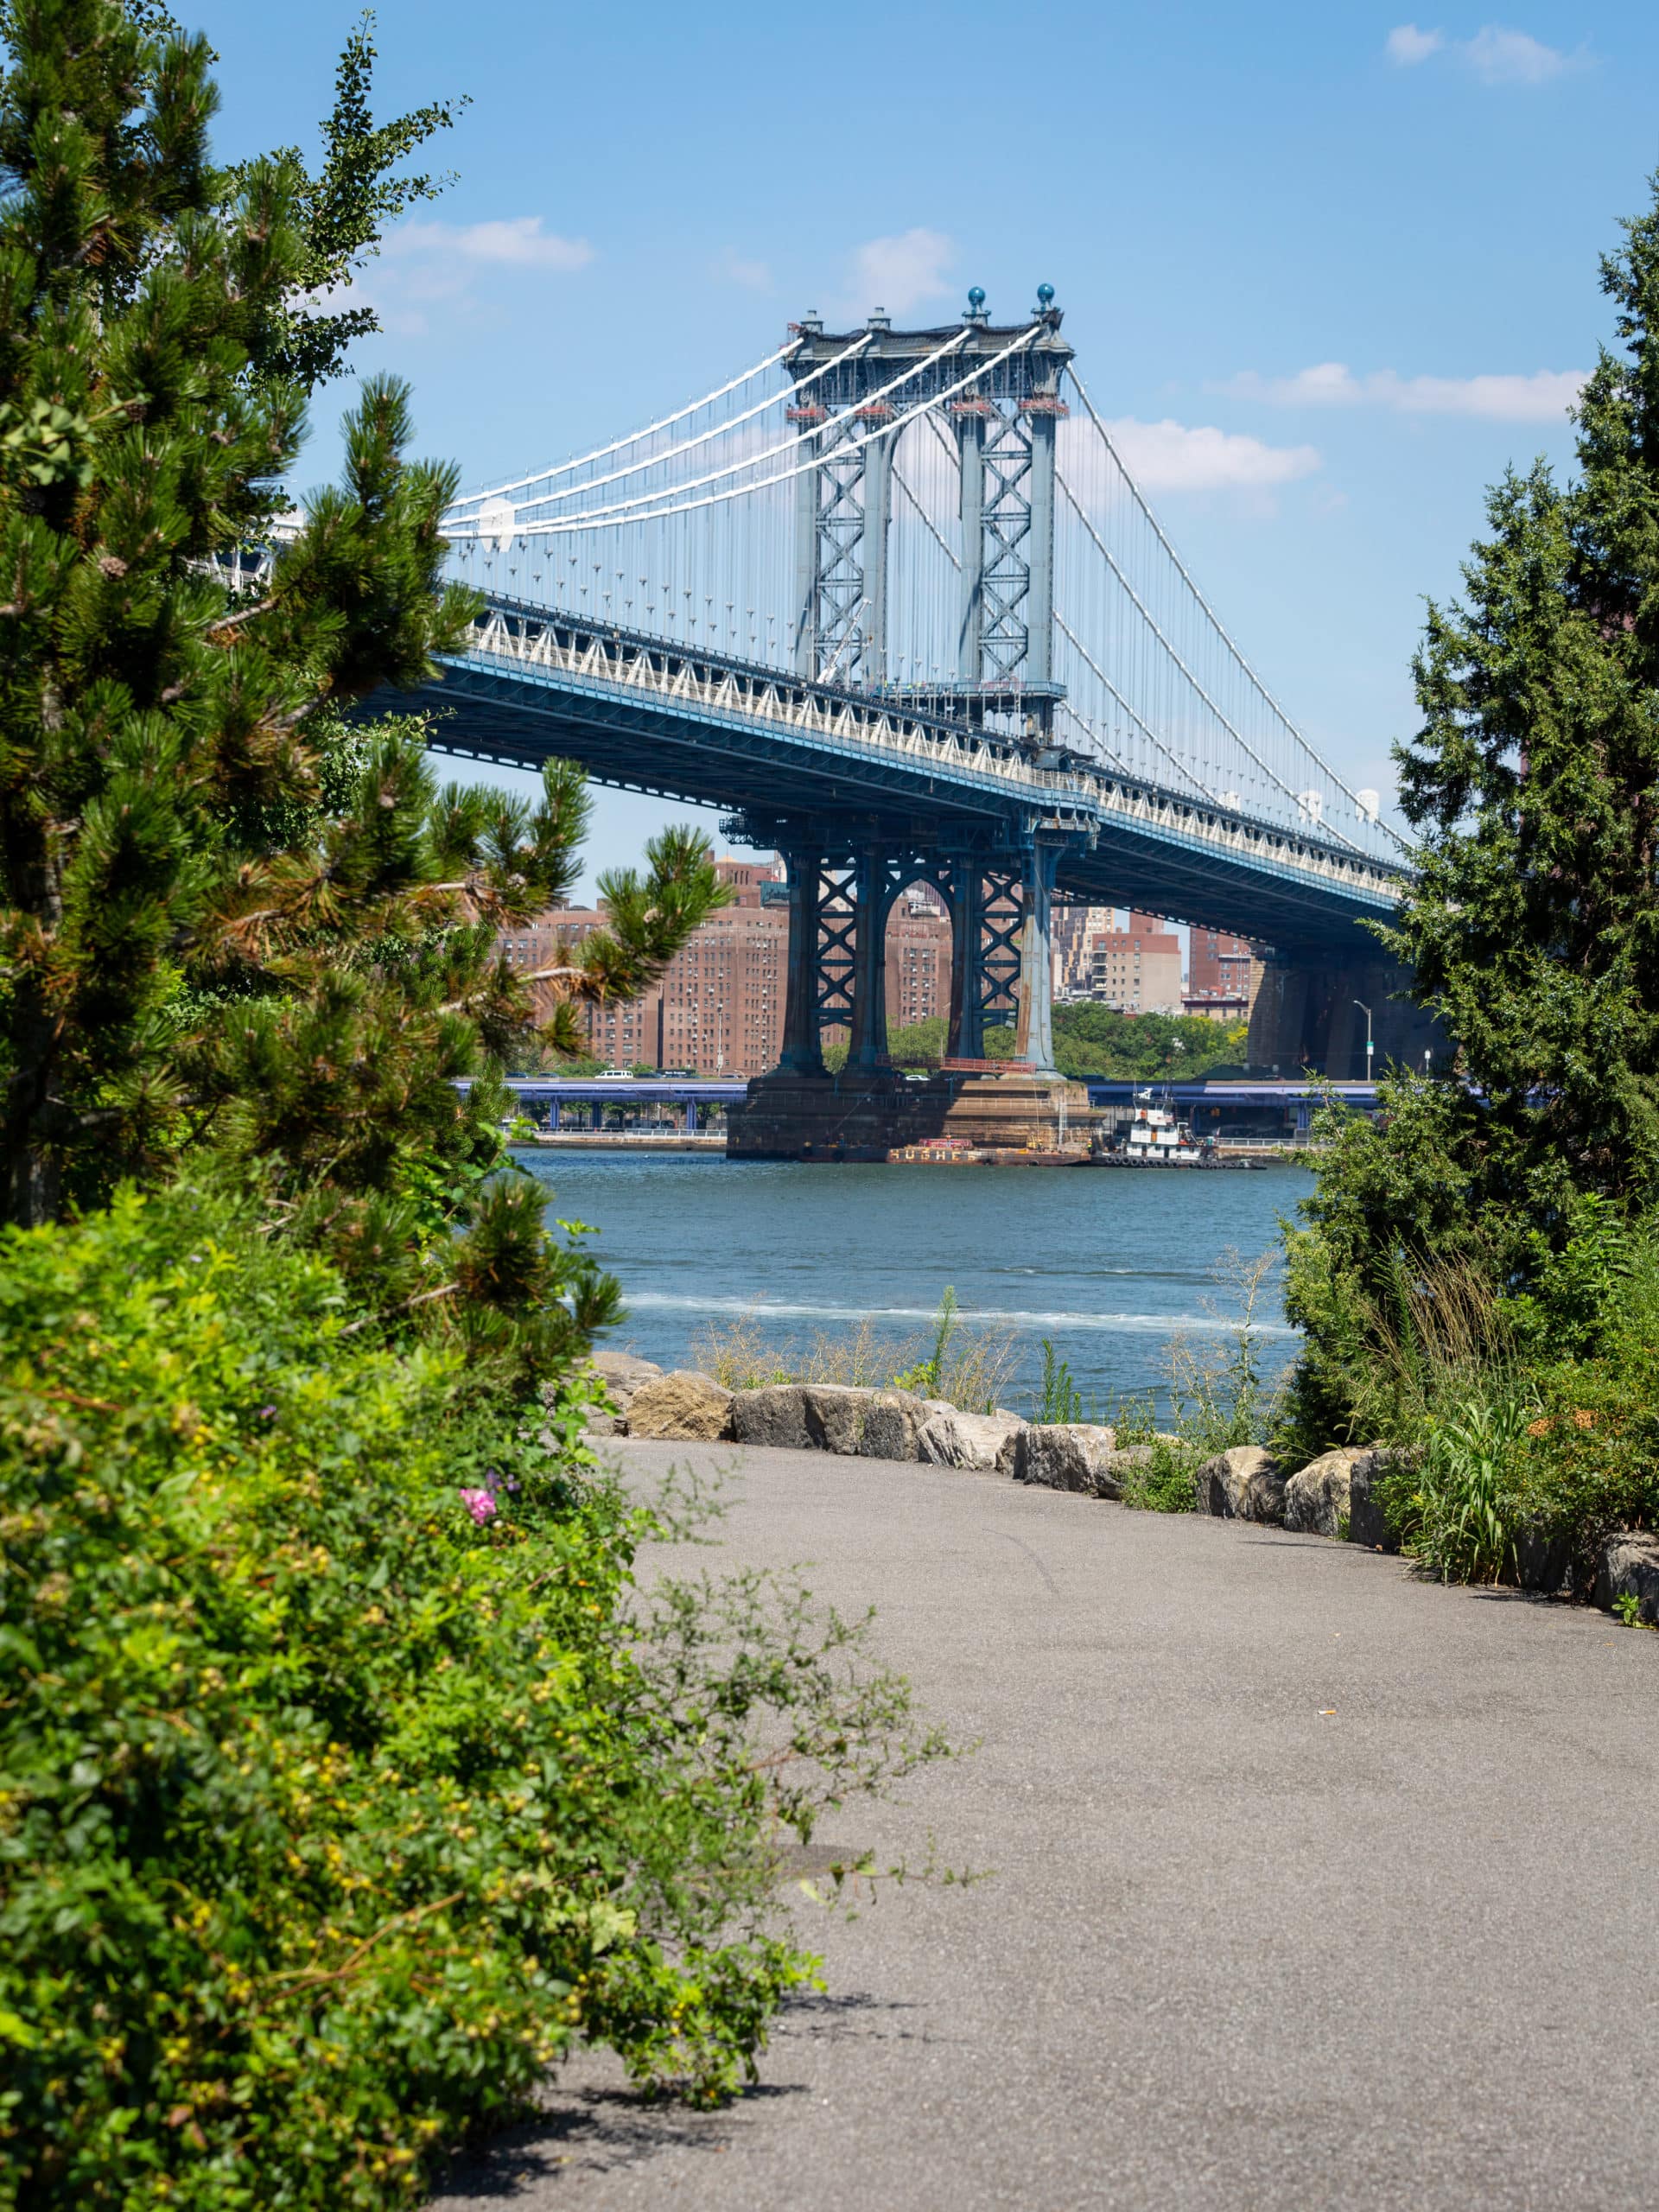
[{"left": 196, "top": 0, "right": 1659, "bottom": 893}]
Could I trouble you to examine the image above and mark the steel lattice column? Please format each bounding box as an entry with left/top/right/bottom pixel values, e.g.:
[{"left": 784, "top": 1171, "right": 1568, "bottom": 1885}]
[
  {"left": 847, "top": 842, "right": 891, "bottom": 1073},
  {"left": 944, "top": 854, "right": 1023, "bottom": 1058}
]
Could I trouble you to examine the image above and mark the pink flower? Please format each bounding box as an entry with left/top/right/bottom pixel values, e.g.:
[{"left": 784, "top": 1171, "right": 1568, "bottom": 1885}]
[{"left": 459, "top": 1487, "right": 498, "bottom": 1525}]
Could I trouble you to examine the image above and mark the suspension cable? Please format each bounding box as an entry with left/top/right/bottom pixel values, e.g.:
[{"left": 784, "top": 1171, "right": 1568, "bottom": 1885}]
[
  {"left": 1055, "top": 613, "right": 1224, "bottom": 803},
  {"left": 452, "top": 334, "right": 878, "bottom": 518},
  {"left": 477, "top": 326, "right": 1040, "bottom": 537},
  {"left": 454, "top": 340, "right": 799, "bottom": 508},
  {"left": 892, "top": 454, "right": 960, "bottom": 569},
  {"left": 473, "top": 327, "right": 978, "bottom": 533},
  {"left": 1067, "top": 366, "right": 1405, "bottom": 850},
  {"left": 1056, "top": 467, "right": 1372, "bottom": 856}
]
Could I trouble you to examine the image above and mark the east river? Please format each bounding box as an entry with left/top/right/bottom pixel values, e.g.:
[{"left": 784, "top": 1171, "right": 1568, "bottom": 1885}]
[{"left": 519, "top": 1149, "right": 1314, "bottom": 1419}]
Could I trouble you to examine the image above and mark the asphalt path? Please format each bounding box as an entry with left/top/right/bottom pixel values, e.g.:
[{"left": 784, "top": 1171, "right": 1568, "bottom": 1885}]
[{"left": 430, "top": 1439, "right": 1659, "bottom": 2211}]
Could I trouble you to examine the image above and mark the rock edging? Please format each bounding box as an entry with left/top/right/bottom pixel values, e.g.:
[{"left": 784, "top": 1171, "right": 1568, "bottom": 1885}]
[{"left": 596, "top": 1367, "right": 1659, "bottom": 1630}]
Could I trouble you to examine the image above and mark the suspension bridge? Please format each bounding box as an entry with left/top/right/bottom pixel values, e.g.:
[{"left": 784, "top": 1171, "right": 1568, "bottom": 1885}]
[{"left": 368, "top": 288, "right": 1428, "bottom": 1144}]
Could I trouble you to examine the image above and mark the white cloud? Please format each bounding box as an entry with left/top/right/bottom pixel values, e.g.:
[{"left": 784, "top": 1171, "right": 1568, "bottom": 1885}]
[
  {"left": 1384, "top": 22, "right": 1585, "bottom": 84},
  {"left": 344, "top": 214, "right": 593, "bottom": 334},
  {"left": 1225, "top": 361, "right": 1585, "bottom": 422},
  {"left": 715, "top": 251, "right": 772, "bottom": 292},
  {"left": 1462, "top": 24, "right": 1574, "bottom": 81},
  {"left": 838, "top": 227, "right": 954, "bottom": 321},
  {"left": 1103, "top": 417, "right": 1321, "bottom": 493},
  {"left": 1386, "top": 22, "right": 1445, "bottom": 64},
  {"left": 387, "top": 215, "right": 593, "bottom": 272}
]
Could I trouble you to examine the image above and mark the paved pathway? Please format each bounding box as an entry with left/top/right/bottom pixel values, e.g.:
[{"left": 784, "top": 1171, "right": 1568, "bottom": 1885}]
[{"left": 431, "top": 1440, "right": 1659, "bottom": 2211}]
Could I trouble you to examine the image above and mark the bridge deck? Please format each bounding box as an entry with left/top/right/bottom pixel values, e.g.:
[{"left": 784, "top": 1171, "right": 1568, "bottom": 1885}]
[{"left": 382, "top": 600, "right": 1405, "bottom": 958}]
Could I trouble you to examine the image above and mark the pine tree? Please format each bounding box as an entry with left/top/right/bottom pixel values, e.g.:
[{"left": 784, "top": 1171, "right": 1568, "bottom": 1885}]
[
  {"left": 0, "top": 0, "right": 723, "bottom": 1374},
  {"left": 1376, "top": 173, "right": 1659, "bottom": 1230}
]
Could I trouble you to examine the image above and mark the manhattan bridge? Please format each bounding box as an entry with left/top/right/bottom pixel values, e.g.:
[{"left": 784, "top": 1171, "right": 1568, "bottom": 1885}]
[{"left": 393, "top": 287, "right": 1428, "bottom": 1122}]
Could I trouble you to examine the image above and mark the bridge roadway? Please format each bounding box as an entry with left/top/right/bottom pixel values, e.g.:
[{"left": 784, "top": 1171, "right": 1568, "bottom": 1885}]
[{"left": 391, "top": 596, "right": 1404, "bottom": 963}]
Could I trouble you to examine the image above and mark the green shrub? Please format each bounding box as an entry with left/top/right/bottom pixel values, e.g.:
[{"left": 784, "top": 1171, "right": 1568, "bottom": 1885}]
[
  {"left": 0, "top": 1189, "right": 938, "bottom": 2205},
  {"left": 1116, "top": 1438, "right": 1198, "bottom": 1515},
  {"left": 1504, "top": 1357, "right": 1659, "bottom": 1561}
]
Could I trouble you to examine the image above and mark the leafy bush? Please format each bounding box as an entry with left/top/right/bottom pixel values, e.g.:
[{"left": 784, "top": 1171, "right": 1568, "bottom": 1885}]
[
  {"left": 0, "top": 1188, "right": 941, "bottom": 2206},
  {"left": 1116, "top": 1439, "right": 1199, "bottom": 1515},
  {"left": 1504, "top": 1357, "right": 1659, "bottom": 1561}
]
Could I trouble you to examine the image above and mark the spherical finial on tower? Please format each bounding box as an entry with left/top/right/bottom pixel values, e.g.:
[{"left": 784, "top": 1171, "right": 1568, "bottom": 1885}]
[
  {"left": 967, "top": 285, "right": 986, "bottom": 311},
  {"left": 1037, "top": 283, "right": 1056, "bottom": 308}
]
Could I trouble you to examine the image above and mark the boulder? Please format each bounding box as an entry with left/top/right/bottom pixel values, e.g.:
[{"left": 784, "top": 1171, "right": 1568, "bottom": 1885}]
[
  {"left": 624, "top": 1369, "right": 734, "bottom": 1442},
  {"left": 917, "top": 1407, "right": 1027, "bottom": 1473},
  {"left": 1346, "top": 1448, "right": 1402, "bottom": 1551},
  {"left": 583, "top": 1350, "right": 665, "bottom": 1437},
  {"left": 592, "top": 1350, "right": 664, "bottom": 1408},
  {"left": 732, "top": 1383, "right": 810, "bottom": 1451},
  {"left": 799, "top": 1383, "right": 927, "bottom": 1459},
  {"left": 1593, "top": 1531, "right": 1659, "bottom": 1621},
  {"left": 1282, "top": 1447, "right": 1367, "bottom": 1539},
  {"left": 1014, "top": 1422, "right": 1122, "bottom": 1499},
  {"left": 1239, "top": 1461, "right": 1289, "bottom": 1525},
  {"left": 1194, "top": 1445, "right": 1277, "bottom": 1518}
]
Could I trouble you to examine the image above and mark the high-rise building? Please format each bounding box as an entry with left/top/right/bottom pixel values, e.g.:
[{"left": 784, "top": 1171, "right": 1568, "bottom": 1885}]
[
  {"left": 1053, "top": 904, "right": 1117, "bottom": 997},
  {"left": 1076, "top": 909, "right": 1184, "bottom": 1014},
  {"left": 887, "top": 897, "right": 951, "bottom": 1032}
]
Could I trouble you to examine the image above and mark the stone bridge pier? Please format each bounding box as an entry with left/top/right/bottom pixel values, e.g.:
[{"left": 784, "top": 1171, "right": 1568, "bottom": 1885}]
[
  {"left": 729, "top": 822, "right": 1085, "bottom": 1160},
  {"left": 1247, "top": 950, "right": 1444, "bottom": 1078}
]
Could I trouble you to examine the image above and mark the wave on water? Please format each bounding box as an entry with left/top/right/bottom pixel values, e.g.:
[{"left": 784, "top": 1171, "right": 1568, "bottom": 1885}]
[{"left": 620, "top": 1293, "right": 1300, "bottom": 1339}]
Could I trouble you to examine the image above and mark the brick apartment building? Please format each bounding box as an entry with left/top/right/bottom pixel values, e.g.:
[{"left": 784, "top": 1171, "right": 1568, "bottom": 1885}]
[
  {"left": 1184, "top": 925, "right": 1262, "bottom": 1024},
  {"left": 497, "top": 859, "right": 953, "bottom": 1076}
]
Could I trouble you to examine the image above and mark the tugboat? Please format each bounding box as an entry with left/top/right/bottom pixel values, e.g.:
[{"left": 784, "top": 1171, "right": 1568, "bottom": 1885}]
[{"left": 1090, "top": 1089, "right": 1213, "bottom": 1166}]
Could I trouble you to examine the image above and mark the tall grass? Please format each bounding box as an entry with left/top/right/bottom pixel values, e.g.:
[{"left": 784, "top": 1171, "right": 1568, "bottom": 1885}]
[
  {"left": 1404, "top": 1394, "right": 1534, "bottom": 1583},
  {"left": 690, "top": 1290, "right": 1019, "bottom": 1415},
  {"left": 1165, "top": 1247, "right": 1282, "bottom": 1453}
]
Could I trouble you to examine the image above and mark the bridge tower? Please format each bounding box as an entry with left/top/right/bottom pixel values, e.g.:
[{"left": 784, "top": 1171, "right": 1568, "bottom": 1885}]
[
  {"left": 734, "top": 291, "right": 1087, "bottom": 1154},
  {"left": 786, "top": 291, "right": 1072, "bottom": 737}
]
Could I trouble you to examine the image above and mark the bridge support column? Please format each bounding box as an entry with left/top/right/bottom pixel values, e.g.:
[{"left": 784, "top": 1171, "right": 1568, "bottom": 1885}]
[
  {"left": 686, "top": 1097, "right": 698, "bottom": 1133},
  {"left": 1014, "top": 843, "right": 1059, "bottom": 1077},
  {"left": 777, "top": 844, "right": 827, "bottom": 1076},
  {"left": 1246, "top": 952, "right": 1443, "bottom": 1077},
  {"left": 947, "top": 861, "right": 986, "bottom": 1059},
  {"left": 862, "top": 419, "right": 893, "bottom": 684},
  {"left": 848, "top": 842, "right": 890, "bottom": 1073},
  {"left": 548, "top": 1099, "right": 560, "bottom": 1131}
]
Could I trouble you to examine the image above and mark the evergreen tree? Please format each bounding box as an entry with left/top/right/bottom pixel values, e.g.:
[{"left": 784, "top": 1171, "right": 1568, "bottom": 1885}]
[
  {"left": 0, "top": 0, "right": 721, "bottom": 1375},
  {"left": 1382, "top": 177, "right": 1659, "bottom": 1222},
  {"left": 1286, "top": 175, "right": 1659, "bottom": 1439}
]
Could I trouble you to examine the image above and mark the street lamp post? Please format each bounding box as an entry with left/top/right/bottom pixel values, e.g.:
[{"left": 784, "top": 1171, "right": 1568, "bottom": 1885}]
[{"left": 1353, "top": 1000, "right": 1373, "bottom": 1083}]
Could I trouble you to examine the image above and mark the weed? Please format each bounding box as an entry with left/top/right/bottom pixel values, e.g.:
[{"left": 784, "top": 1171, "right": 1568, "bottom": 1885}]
[
  {"left": 1166, "top": 1246, "right": 1281, "bottom": 1453},
  {"left": 1036, "top": 1338, "right": 1084, "bottom": 1426}
]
